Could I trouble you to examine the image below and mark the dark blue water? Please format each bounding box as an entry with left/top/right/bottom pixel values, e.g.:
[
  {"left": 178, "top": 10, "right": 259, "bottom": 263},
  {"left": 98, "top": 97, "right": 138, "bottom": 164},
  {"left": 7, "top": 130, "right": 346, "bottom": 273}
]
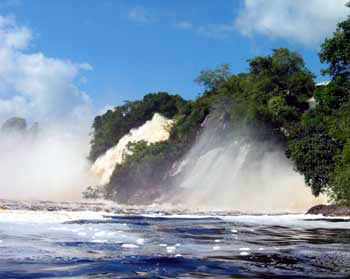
[{"left": 1, "top": 210, "right": 350, "bottom": 279}]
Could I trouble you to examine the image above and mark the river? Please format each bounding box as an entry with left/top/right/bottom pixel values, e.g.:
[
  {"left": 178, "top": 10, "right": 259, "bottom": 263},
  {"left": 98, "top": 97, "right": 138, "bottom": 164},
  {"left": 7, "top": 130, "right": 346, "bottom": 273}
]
[{"left": 0, "top": 200, "right": 349, "bottom": 278}]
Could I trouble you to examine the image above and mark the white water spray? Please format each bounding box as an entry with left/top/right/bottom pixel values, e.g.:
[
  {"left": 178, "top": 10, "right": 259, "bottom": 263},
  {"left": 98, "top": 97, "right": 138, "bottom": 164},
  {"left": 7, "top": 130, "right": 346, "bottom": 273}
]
[
  {"left": 0, "top": 124, "right": 96, "bottom": 201},
  {"left": 170, "top": 125, "right": 326, "bottom": 212},
  {"left": 91, "top": 113, "right": 173, "bottom": 185}
]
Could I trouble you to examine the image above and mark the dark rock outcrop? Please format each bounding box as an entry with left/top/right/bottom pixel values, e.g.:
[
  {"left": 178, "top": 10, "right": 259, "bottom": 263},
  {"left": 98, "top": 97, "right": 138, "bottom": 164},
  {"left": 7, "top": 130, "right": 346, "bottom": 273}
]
[{"left": 307, "top": 204, "right": 350, "bottom": 216}]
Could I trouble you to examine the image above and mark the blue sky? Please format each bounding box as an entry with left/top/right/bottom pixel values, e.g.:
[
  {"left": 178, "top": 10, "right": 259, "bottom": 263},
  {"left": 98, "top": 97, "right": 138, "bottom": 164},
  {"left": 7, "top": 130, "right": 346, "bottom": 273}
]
[{"left": 0, "top": 0, "right": 348, "bottom": 124}]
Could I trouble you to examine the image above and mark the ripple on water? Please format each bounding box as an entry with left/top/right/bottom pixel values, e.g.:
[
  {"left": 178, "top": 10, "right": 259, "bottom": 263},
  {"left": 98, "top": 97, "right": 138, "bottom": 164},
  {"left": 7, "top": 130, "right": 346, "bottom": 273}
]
[{"left": 0, "top": 211, "right": 350, "bottom": 278}]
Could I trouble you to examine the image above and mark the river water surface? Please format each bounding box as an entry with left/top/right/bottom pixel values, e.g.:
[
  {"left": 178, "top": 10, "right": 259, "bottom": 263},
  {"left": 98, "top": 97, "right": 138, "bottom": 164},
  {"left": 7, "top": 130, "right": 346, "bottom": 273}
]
[{"left": 1, "top": 201, "right": 350, "bottom": 278}]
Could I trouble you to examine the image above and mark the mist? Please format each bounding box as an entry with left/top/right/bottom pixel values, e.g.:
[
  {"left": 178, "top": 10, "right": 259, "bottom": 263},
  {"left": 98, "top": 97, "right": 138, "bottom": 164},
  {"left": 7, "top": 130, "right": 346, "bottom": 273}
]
[
  {"left": 0, "top": 122, "right": 97, "bottom": 201},
  {"left": 0, "top": 15, "right": 100, "bottom": 201},
  {"left": 169, "top": 120, "right": 326, "bottom": 212}
]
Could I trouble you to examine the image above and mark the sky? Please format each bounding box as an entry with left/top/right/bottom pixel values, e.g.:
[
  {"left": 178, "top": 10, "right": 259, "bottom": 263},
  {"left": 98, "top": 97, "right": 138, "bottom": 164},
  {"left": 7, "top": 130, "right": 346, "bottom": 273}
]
[{"left": 0, "top": 0, "right": 349, "bottom": 126}]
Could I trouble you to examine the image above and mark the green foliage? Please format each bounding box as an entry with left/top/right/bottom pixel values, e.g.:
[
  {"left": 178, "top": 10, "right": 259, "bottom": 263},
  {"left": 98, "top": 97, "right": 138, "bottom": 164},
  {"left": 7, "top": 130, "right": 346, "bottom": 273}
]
[
  {"left": 286, "top": 120, "right": 340, "bottom": 196},
  {"left": 327, "top": 101, "right": 350, "bottom": 141},
  {"left": 287, "top": 87, "right": 350, "bottom": 200},
  {"left": 89, "top": 92, "right": 186, "bottom": 161},
  {"left": 88, "top": 17, "right": 350, "bottom": 206},
  {"left": 287, "top": 13, "right": 350, "bottom": 203},
  {"left": 314, "top": 76, "right": 350, "bottom": 111},
  {"left": 194, "top": 64, "right": 231, "bottom": 91},
  {"left": 220, "top": 48, "right": 315, "bottom": 143},
  {"left": 319, "top": 18, "right": 350, "bottom": 78},
  {"left": 329, "top": 166, "right": 350, "bottom": 207},
  {"left": 268, "top": 96, "right": 299, "bottom": 125},
  {"left": 105, "top": 141, "right": 179, "bottom": 204},
  {"left": 91, "top": 88, "right": 214, "bottom": 203},
  {"left": 90, "top": 47, "right": 321, "bottom": 204},
  {"left": 248, "top": 48, "right": 314, "bottom": 109},
  {"left": 329, "top": 140, "right": 350, "bottom": 206},
  {"left": 170, "top": 96, "right": 210, "bottom": 146}
]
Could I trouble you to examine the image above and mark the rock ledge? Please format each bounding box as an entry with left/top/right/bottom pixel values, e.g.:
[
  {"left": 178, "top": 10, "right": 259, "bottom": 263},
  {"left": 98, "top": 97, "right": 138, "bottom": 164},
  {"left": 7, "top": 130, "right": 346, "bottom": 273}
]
[{"left": 307, "top": 204, "right": 350, "bottom": 216}]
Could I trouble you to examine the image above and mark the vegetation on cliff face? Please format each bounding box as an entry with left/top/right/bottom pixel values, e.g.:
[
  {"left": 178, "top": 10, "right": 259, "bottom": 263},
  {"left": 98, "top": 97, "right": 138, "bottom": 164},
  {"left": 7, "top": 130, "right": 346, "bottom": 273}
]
[
  {"left": 286, "top": 15, "right": 350, "bottom": 206},
  {"left": 88, "top": 13, "right": 350, "bottom": 206},
  {"left": 87, "top": 91, "right": 211, "bottom": 203},
  {"left": 104, "top": 141, "right": 180, "bottom": 204},
  {"left": 87, "top": 47, "right": 317, "bottom": 204},
  {"left": 89, "top": 92, "right": 187, "bottom": 162}
]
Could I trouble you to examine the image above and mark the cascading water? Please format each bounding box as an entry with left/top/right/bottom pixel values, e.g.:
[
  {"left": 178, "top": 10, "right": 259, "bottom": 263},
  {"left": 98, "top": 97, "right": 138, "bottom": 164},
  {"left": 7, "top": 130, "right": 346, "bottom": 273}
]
[
  {"left": 91, "top": 113, "right": 173, "bottom": 186},
  {"left": 169, "top": 121, "right": 326, "bottom": 212},
  {"left": 89, "top": 111, "right": 326, "bottom": 212}
]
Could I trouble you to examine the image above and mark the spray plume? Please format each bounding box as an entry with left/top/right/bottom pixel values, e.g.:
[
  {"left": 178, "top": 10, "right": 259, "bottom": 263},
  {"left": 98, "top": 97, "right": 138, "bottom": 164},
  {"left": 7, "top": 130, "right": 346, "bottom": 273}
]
[
  {"left": 168, "top": 120, "right": 327, "bottom": 213},
  {"left": 0, "top": 15, "right": 96, "bottom": 201},
  {"left": 0, "top": 122, "right": 97, "bottom": 201}
]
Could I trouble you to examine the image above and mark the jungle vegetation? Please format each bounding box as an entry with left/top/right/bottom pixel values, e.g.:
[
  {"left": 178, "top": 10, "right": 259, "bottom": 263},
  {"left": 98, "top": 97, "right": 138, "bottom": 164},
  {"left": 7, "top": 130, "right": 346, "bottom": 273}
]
[{"left": 88, "top": 14, "right": 350, "bottom": 206}]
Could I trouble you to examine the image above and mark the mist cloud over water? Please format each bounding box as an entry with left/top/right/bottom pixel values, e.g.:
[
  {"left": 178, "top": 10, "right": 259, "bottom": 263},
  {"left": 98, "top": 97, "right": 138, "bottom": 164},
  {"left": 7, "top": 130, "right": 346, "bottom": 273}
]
[
  {"left": 0, "top": 15, "right": 96, "bottom": 201},
  {"left": 0, "top": 127, "right": 97, "bottom": 201}
]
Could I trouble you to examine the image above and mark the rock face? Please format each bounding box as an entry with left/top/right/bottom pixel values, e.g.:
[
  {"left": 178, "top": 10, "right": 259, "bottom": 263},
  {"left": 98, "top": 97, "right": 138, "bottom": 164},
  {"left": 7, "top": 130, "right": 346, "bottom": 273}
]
[{"left": 307, "top": 204, "right": 350, "bottom": 216}]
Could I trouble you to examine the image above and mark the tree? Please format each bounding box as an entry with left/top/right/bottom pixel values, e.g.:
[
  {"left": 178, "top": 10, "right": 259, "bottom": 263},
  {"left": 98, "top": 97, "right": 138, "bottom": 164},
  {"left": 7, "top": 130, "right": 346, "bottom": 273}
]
[
  {"left": 320, "top": 18, "right": 350, "bottom": 78},
  {"left": 314, "top": 76, "right": 349, "bottom": 111},
  {"left": 328, "top": 139, "right": 350, "bottom": 206},
  {"left": 89, "top": 92, "right": 186, "bottom": 161},
  {"left": 268, "top": 96, "right": 299, "bottom": 125},
  {"left": 317, "top": 17, "right": 350, "bottom": 111},
  {"left": 248, "top": 48, "right": 314, "bottom": 108},
  {"left": 195, "top": 64, "right": 231, "bottom": 91},
  {"left": 286, "top": 121, "right": 340, "bottom": 196},
  {"left": 1, "top": 117, "right": 27, "bottom": 134}
]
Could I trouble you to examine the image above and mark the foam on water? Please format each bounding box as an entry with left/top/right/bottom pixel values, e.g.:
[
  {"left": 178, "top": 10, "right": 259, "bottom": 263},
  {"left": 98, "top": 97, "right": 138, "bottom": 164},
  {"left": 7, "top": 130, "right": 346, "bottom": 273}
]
[
  {"left": 219, "top": 214, "right": 350, "bottom": 229},
  {"left": 0, "top": 209, "right": 112, "bottom": 223},
  {"left": 1, "top": 208, "right": 350, "bottom": 278}
]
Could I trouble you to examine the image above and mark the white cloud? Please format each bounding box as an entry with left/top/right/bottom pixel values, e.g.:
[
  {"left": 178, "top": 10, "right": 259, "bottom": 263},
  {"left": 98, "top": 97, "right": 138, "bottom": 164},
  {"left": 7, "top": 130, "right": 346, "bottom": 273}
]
[
  {"left": 0, "top": 15, "right": 97, "bottom": 201},
  {"left": 0, "top": 15, "right": 93, "bottom": 126},
  {"left": 235, "top": 0, "right": 349, "bottom": 46},
  {"left": 128, "top": 6, "right": 154, "bottom": 24},
  {"left": 0, "top": 15, "right": 31, "bottom": 49}
]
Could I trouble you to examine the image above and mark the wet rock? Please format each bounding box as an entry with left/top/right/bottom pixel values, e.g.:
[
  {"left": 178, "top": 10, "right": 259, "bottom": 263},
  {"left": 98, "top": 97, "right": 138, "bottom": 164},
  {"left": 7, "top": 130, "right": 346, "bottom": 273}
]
[{"left": 307, "top": 204, "right": 350, "bottom": 216}]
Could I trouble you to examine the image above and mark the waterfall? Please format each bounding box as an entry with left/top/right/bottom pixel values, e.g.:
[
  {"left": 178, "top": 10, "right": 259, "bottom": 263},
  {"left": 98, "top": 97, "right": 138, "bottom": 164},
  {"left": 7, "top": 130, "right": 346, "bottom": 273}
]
[
  {"left": 91, "top": 113, "right": 173, "bottom": 186},
  {"left": 90, "top": 111, "right": 326, "bottom": 212},
  {"left": 170, "top": 125, "right": 327, "bottom": 212}
]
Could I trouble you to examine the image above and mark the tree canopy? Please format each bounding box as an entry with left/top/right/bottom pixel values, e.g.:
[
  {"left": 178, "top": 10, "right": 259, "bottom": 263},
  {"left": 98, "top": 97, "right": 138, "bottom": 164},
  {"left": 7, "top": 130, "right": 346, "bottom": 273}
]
[
  {"left": 1, "top": 117, "right": 27, "bottom": 133},
  {"left": 89, "top": 92, "right": 187, "bottom": 161},
  {"left": 88, "top": 9, "right": 350, "bottom": 206}
]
